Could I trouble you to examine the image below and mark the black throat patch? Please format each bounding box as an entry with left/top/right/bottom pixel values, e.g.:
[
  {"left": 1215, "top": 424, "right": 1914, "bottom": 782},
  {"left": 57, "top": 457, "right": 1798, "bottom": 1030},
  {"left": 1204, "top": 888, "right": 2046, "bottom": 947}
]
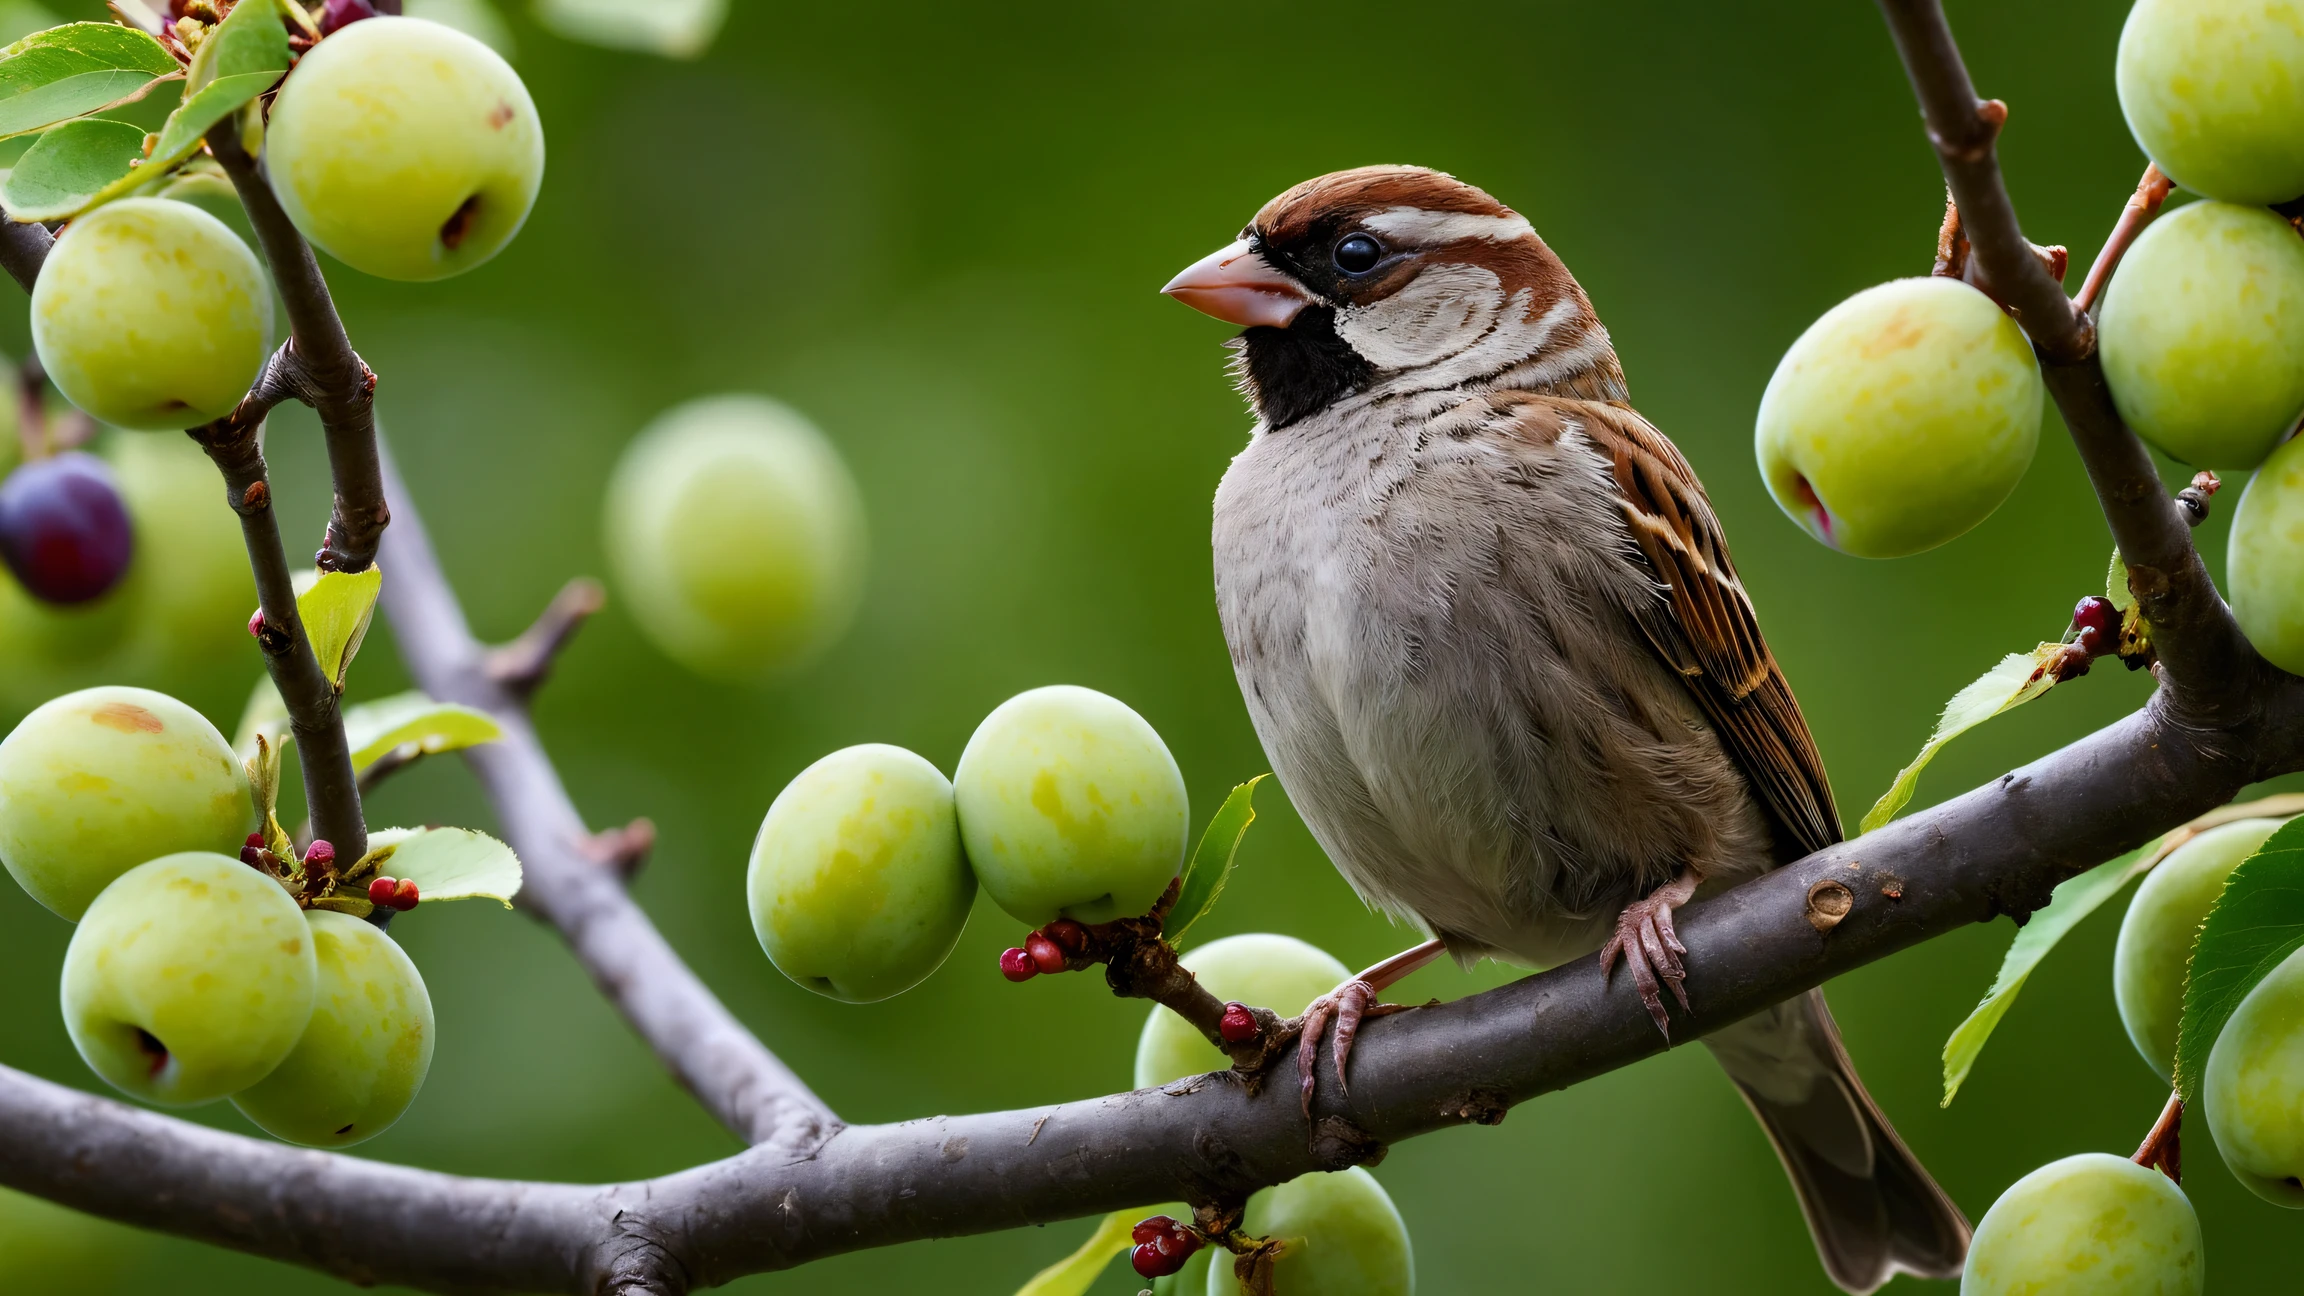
[{"left": 1231, "top": 306, "right": 1374, "bottom": 430}]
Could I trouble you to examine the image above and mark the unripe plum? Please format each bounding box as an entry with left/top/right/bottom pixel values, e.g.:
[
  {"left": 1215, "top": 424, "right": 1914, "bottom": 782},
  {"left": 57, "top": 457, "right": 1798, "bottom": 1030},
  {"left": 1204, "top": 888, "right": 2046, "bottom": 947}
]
[
  {"left": 747, "top": 744, "right": 975, "bottom": 1003},
  {"left": 2204, "top": 944, "right": 2304, "bottom": 1206},
  {"left": 955, "top": 685, "right": 1189, "bottom": 927},
  {"left": 233, "top": 911, "right": 434, "bottom": 1147},
  {"left": 1961, "top": 1153, "right": 2202, "bottom": 1296},
  {"left": 0, "top": 452, "right": 133, "bottom": 605},
  {"left": 604, "top": 395, "right": 866, "bottom": 683},
  {"left": 1756, "top": 277, "right": 2042, "bottom": 558},
  {"left": 2118, "top": 0, "right": 2304, "bottom": 205},
  {"left": 2099, "top": 201, "right": 2304, "bottom": 470},
  {"left": 30, "top": 198, "right": 270, "bottom": 431},
  {"left": 265, "top": 16, "right": 544, "bottom": 281},
  {"left": 0, "top": 685, "right": 251, "bottom": 921},
  {"left": 2230, "top": 431, "right": 2304, "bottom": 675},
  {"left": 61, "top": 853, "right": 318, "bottom": 1105},
  {"left": 2115, "top": 817, "right": 2284, "bottom": 1079},
  {"left": 1135, "top": 934, "right": 1349, "bottom": 1088},
  {"left": 1206, "top": 1167, "right": 1414, "bottom": 1296}
]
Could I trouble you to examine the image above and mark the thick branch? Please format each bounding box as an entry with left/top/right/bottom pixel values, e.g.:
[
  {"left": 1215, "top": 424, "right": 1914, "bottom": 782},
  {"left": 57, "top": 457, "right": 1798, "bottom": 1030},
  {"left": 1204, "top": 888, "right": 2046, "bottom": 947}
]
[
  {"left": 374, "top": 445, "right": 835, "bottom": 1152},
  {"left": 1875, "top": 0, "right": 2257, "bottom": 701}
]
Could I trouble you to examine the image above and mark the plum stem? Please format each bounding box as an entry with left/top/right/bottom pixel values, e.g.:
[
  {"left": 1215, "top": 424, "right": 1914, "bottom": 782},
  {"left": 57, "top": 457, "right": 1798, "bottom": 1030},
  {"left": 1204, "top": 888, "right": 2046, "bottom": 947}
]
[
  {"left": 2132, "top": 1090, "right": 2183, "bottom": 1184},
  {"left": 2074, "top": 163, "right": 2174, "bottom": 316}
]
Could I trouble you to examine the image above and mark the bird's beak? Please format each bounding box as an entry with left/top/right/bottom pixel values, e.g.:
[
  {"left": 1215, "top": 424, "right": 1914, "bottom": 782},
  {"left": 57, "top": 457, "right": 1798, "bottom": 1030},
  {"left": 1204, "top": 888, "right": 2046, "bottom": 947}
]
[{"left": 1161, "top": 239, "right": 1312, "bottom": 328}]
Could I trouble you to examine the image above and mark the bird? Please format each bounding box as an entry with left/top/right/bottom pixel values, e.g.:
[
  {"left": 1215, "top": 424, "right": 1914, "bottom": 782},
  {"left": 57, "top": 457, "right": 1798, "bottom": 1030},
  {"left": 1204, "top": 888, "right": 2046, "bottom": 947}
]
[{"left": 1162, "top": 164, "right": 1970, "bottom": 1293}]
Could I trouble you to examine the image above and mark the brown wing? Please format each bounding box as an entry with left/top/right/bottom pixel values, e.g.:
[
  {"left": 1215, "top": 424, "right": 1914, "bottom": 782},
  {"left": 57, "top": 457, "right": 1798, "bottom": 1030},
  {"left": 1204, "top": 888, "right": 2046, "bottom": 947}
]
[{"left": 1494, "top": 392, "right": 1842, "bottom": 860}]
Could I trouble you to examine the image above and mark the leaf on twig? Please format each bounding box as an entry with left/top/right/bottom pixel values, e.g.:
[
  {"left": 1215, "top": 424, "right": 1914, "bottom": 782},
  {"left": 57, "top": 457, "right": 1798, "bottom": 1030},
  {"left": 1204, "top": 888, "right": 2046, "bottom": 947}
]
[
  {"left": 342, "top": 691, "right": 503, "bottom": 774},
  {"left": 298, "top": 566, "right": 382, "bottom": 694},
  {"left": 0, "top": 21, "right": 178, "bottom": 142},
  {"left": 71, "top": 0, "right": 289, "bottom": 212},
  {"left": 2175, "top": 815, "right": 2304, "bottom": 1108},
  {"left": 1162, "top": 775, "right": 1265, "bottom": 948},
  {"left": 2107, "top": 549, "right": 2132, "bottom": 612},
  {"left": 1860, "top": 643, "right": 2078, "bottom": 835},
  {"left": 0, "top": 116, "right": 146, "bottom": 220},
  {"left": 361, "top": 827, "right": 522, "bottom": 906},
  {"left": 1012, "top": 1209, "right": 1148, "bottom": 1296},
  {"left": 532, "top": 0, "right": 725, "bottom": 58}
]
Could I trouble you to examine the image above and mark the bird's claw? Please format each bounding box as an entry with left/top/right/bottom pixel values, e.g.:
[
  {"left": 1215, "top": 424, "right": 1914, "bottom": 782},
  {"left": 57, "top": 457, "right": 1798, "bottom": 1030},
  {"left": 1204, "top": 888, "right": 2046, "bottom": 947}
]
[{"left": 1600, "top": 889, "right": 1691, "bottom": 1038}]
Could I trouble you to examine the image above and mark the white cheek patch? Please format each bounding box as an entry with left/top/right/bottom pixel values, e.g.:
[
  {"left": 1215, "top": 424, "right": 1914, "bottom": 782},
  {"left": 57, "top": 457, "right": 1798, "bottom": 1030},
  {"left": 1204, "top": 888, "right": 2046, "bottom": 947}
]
[
  {"left": 1361, "top": 207, "right": 1536, "bottom": 246},
  {"left": 1335, "top": 262, "right": 1507, "bottom": 370}
]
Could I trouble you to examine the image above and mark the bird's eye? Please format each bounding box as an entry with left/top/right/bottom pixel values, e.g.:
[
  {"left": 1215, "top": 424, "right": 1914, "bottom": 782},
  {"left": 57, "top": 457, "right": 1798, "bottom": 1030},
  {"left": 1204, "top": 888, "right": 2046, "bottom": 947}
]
[{"left": 1333, "top": 233, "right": 1384, "bottom": 275}]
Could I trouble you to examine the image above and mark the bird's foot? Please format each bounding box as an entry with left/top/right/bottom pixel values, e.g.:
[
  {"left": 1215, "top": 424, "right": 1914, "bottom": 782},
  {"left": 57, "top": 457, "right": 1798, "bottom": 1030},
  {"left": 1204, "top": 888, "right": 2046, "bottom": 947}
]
[
  {"left": 1600, "top": 869, "right": 1702, "bottom": 1039},
  {"left": 1290, "top": 938, "right": 1447, "bottom": 1116}
]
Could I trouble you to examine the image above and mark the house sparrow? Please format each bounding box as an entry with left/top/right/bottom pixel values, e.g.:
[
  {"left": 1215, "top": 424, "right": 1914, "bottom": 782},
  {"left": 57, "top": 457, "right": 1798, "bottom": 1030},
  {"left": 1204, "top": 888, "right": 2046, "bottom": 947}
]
[{"left": 1165, "top": 165, "right": 1969, "bottom": 1293}]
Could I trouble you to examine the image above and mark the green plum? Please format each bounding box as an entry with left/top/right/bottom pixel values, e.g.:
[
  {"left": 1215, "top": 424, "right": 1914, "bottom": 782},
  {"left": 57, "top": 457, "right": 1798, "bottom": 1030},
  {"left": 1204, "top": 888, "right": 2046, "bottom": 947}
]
[
  {"left": 2099, "top": 201, "right": 2304, "bottom": 470},
  {"left": 2231, "top": 431, "right": 2304, "bottom": 675},
  {"left": 1756, "top": 276, "right": 2042, "bottom": 558},
  {"left": 0, "top": 685, "right": 251, "bottom": 921},
  {"left": 265, "top": 16, "right": 543, "bottom": 281},
  {"left": 604, "top": 395, "right": 867, "bottom": 683},
  {"left": 1962, "top": 1154, "right": 2202, "bottom": 1296},
  {"left": 954, "top": 684, "right": 1189, "bottom": 926},
  {"left": 748, "top": 744, "right": 974, "bottom": 1003},
  {"left": 1208, "top": 1168, "right": 1414, "bottom": 1296},
  {"left": 1136, "top": 934, "right": 1349, "bottom": 1088},
  {"left": 232, "top": 912, "right": 434, "bottom": 1147},
  {"left": 2118, "top": 0, "right": 2304, "bottom": 205},
  {"left": 30, "top": 198, "right": 271, "bottom": 431},
  {"left": 61, "top": 852, "right": 317, "bottom": 1105},
  {"left": 2205, "top": 944, "right": 2304, "bottom": 1206},
  {"left": 2116, "top": 817, "right": 2284, "bottom": 1079}
]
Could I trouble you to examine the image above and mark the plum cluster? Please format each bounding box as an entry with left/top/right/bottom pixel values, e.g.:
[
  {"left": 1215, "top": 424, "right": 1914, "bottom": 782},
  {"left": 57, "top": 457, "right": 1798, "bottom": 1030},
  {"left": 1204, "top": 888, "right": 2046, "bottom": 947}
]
[{"left": 0, "top": 686, "right": 435, "bottom": 1147}]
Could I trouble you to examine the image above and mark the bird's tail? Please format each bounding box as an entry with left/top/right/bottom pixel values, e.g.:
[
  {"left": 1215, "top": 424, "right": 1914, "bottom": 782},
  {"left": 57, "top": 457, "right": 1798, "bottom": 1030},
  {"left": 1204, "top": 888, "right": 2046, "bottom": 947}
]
[{"left": 1702, "top": 988, "right": 1970, "bottom": 1294}]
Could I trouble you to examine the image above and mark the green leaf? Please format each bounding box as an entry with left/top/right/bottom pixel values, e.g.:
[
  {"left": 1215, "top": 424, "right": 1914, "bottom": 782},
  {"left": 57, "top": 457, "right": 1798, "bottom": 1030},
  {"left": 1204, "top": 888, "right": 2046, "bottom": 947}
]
[
  {"left": 360, "top": 827, "right": 522, "bottom": 907},
  {"left": 133, "top": 0, "right": 285, "bottom": 184},
  {"left": 1860, "top": 643, "right": 2074, "bottom": 835},
  {"left": 2175, "top": 815, "right": 2304, "bottom": 1108},
  {"left": 1013, "top": 1210, "right": 1143, "bottom": 1296},
  {"left": 0, "top": 21, "right": 178, "bottom": 141},
  {"left": 342, "top": 692, "right": 503, "bottom": 774},
  {"left": 1162, "top": 775, "right": 1265, "bottom": 948},
  {"left": 533, "top": 0, "right": 725, "bottom": 58},
  {"left": 297, "top": 566, "right": 381, "bottom": 694},
  {"left": 2107, "top": 549, "right": 2133, "bottom": 612},
  {"left": 0, "top": 116, "right": 145, "bottom": 220}
]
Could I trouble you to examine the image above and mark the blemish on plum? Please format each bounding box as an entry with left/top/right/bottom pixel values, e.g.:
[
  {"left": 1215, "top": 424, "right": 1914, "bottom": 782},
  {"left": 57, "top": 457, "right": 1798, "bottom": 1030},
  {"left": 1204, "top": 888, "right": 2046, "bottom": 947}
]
[
  {"left": 1789, "top": 472, "right": 1836, "bottom": 545},
  {"left": 439, "top": 195, "right": 483, "bottom": 251},
  {"left": 90, "top": 702, "right": 163, "bottom": 734},
  {"left": 488, "top": 101, "right": 516, "bottom": 130},
  {"left": 134, "top": 1028, "right": 169, "bottom": 1076},
  {"left": 336, "top": 1123, "right": 356, "bottom": 1136}
]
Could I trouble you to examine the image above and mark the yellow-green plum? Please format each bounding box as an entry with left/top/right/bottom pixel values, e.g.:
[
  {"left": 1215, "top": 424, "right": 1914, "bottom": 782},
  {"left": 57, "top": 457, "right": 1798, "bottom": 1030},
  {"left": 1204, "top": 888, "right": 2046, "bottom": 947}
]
[
  {"left": 954, "top": 685, "right": 1189, "bottom": 927},
  {"left": 2204, "top": 944, "right": 2304, "bottom": 1206},
  {"left": 1756, "top": 276, "right": 2042, "bottom": 558},
  {"left": 265, "top": 16, "right": 543, "bottom": 281},
  {"left": 2118, "top": 0, "right": 2304, "bottom": 205},
  {"left": 0, "top": 685, "right": 251, "bottom": 920},
  {"left": 1962, "top": 1154, "right": 2202, "bottom": 1296},
  {"left": 30, "top": 198, "right": 271, "bottom": 431},
  {"left": 1206, "top": 1168, "right": 1414, "bottom": 1296},
  {"left": 2116, "top": 817, "right": 2284, "bottom": 1078},
  {"left": 605, "top": 395, "right": 867, "bottom": 683},
  {"left": 1135, "top": 934, "right": 1349, "bottom": 1088},
  {"left": 232, "top": 912, "right": 434, "bottom": 1147},
  {"left": 2099, "top": 201, "right": 2304, "bottom": 470},
  {"left": 61, "top": 853, "right": 317, "bottom": 1105},
  {"left": 747, "top": 744, "right": 974, "bottom": 1003},
  {"left": 2231, "top": 432, "right": 2304, "bottom": 675}
]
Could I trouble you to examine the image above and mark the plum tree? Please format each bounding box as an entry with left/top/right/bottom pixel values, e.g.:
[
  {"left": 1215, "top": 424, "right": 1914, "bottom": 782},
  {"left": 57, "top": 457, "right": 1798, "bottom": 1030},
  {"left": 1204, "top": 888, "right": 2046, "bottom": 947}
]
[
  {"left": 604, "top": 395, "right": 866, "bottom": 683},
  {"left": 0, "top": 685, "right": 251, "bottom": 921},
  {"left": 0, "top": 451, "right": 133, "bottom": 605},
  {"left": 2098, "top": 201, "right": 2304, "bottom": 471},
  {"left": 2230, "top": 431, "right": 2304, "bottom": 676},
  {"left": 264, "top": 16, "right": 544, "bottom": 281},
  {"left": 2204, "top": 944, "right": 2304, "bottom": 1207},
  {"left": 2114, "top": 818, "right": 2284, "bottom": 1079},
  {"left": 954, "top": 685, "right": 1189, "bottom": 927},
  {"left": 29, "top": 198, "right": 270, "bottom": 432},
  {"left": 1134, "top": 934, "right": 1349, "bottom": 1088},
  {"left": 1962, "top": 1153, "right": 2202, "bottom": 1295},
  {"left": 232, "top": 912, "right": 434, "bottom": 1148},
  {"left": 1208, "top": 1168, "right": 1414, "bottom": 1296},
  {"left": 748, "top": 744, "right": 975, "bottom": 1003},
  {"left": 1755, "top": 276, "right": 2042, "bottom": 558},
  {"left": 60, "top": 853, "right": 318, "bottom": 1106},
  {"left": 2117, "top": 0, "right": 2304, "bottom": 206}
]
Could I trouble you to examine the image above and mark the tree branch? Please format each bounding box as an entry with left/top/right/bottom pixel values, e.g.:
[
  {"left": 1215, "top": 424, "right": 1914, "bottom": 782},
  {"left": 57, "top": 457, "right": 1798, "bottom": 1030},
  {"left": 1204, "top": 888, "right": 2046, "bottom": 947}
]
[{"left": 1874, "top": 0, "right": 2259, "bottom": 704}]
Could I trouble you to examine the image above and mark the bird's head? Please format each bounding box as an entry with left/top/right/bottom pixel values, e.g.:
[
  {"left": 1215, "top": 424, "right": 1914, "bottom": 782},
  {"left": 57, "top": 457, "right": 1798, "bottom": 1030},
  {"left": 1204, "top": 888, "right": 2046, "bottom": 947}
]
[{"left": 1164, "top": 165, "right": 1624, "bottom": 429}]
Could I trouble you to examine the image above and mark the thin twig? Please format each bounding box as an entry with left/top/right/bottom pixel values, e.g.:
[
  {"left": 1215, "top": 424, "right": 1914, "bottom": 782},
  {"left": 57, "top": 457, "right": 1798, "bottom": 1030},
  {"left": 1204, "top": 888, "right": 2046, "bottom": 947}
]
[
  {"left": 488, "top": 577, "right": 608, "bottom": 698},
  {"left": 2074, "top": 163, "right": 2174, "bottom": 315},
  {"left": 579, "top": 817, "right": 657, "bottom": 881}
]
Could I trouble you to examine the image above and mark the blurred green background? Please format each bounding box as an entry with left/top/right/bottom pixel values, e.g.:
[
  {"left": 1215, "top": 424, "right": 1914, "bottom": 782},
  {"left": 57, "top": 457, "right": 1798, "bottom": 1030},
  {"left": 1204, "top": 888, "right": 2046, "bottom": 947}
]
[{"left": 2, "top": 0, "right": 2297, "bottom": 1291}]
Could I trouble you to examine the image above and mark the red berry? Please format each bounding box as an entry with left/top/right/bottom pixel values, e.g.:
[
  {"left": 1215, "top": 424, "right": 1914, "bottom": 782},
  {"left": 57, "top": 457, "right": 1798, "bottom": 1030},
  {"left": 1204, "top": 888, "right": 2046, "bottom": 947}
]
[
  {"left": 390, "top": 878, "right": 420, "bottom": 910},
  {"left": 247, "top": 608, "right": 266, "bottom": 639},
  {"left": 1153, "top": 1230, "right": 1198, "bottom": 1263},
  {"left": 1220, "top": 1001, "right": 1259, "bottom": 1044},
  {"left": 999, "top": 948, "right": 1038, "bottom": 982},
  {"left": 1132, "top": 1217, "right": 1170, "bottom": 1245},
  {"left": 2073, "top": 595, "right": 2120, "bottom": 641},
  {"left": 0, "top": 453, "right": 134, "bottom": 605},
  {"left": 2076, "top": 624, "right": 2112, "bottom": 659},
  {"left": 1130, "top": 1242, "right": 1176, "bottom": 1279},
  {"left": 239, "top": 845, "right": 265, "bottom": 868},
  {"left": 1026, "top": 931, "right": 1067, "bottom": 975},
  {"left": 320, "top": 0, "right": 379, "bottom": 34},
  {"left": 245, "top": 832, "right": 266, "bottom": 850},
  {"left": 368, "top": 876, "right": 398, "bottom": 905},
  {"left": 304, "top": 840, "right": 336, "bottom": 869},
  {"left": 1043, "top": 918, "right": 1090, "bottom": 956}
]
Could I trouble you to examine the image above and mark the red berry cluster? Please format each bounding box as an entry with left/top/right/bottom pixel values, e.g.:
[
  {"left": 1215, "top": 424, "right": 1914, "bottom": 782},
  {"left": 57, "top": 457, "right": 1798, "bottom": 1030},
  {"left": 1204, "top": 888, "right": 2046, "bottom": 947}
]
[
  {"left": 1219, "top": 1001, "right": 1259, "bottom": 1045},
  {"left": 2072, "top": 595, "right": 2121, "bottom": 658},
  {"left": 367, "top": 875, "right": 421, "bottom": 911},
  {"left": 304, "top": 839, "right": 337, "bottom": 871},
  {"left": 1129, "top": 1215, "right": 1202, "bottom": 1278},
  {"left": 997, "top": 918, "right": 1089, "bottom": 982},
  {"left": 238, "top": 831, "right": 276, "bottom": 871}
]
